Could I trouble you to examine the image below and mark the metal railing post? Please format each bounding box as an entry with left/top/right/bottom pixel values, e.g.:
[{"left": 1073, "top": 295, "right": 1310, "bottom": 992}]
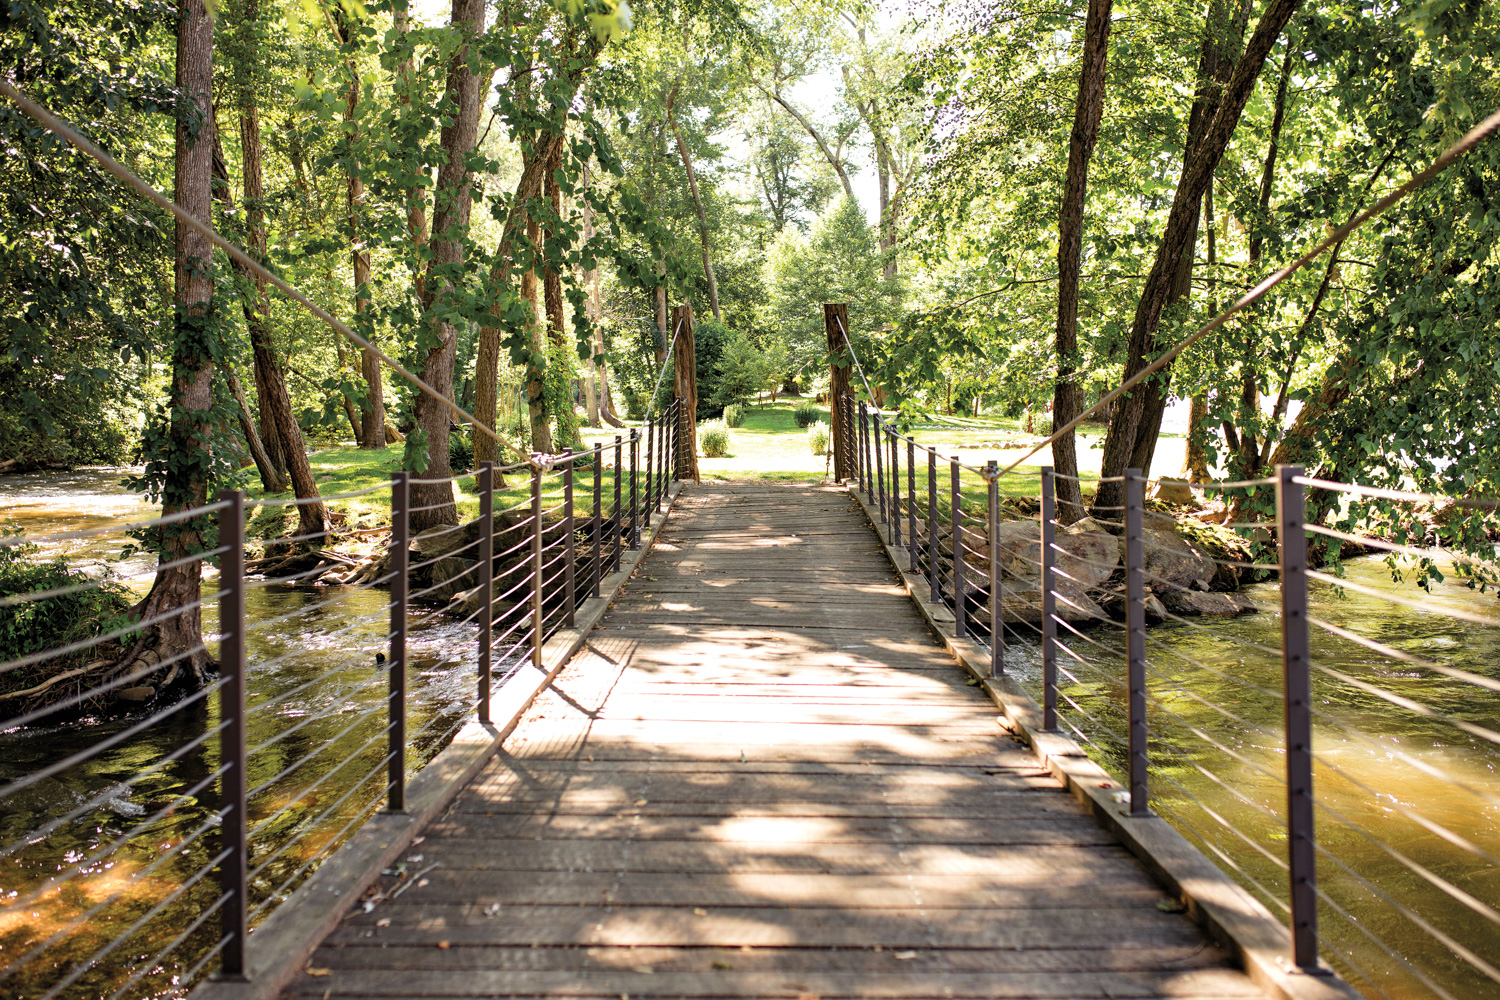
[
  {"left": 656, "top": 412, "right": 667, "bottom": 510},
  {"left": 907, "top": 438, "right": 918, "bottom": 569},
  {"left": 1040, "top": 467, "right": 1058, "bottom": 729},
  {"left": 927, "top": 449, "right": 940, "bottom": 603},
  {"left": 592, "top": 444, "right": 603, "bottom": 598},
  {"left": 1277, "top": 464, "right": 1320, "bottom": 971},
  {"left": 216, "top": 490, "right": 247, "bottom": 979},
  {"left": 629, "top": 431, "right": 640, "bottom": 550},
  {"left": 951, "top": 457, "right": 966, "bottom": 638},
  {"left": 890, "top": 428, "right": 902, "bottom": 551},
  {"left": 612, "top": 435, "right": 623, "bottom": 572},
  {"left": 563, "top": 451, "right": 576, "bottom": 628},
  {"left": 862, "top": 404, "right": 873, "bottom": 502},
  {"left": 856, "top": 402, "right": 867, "bottom": 493},
  {"left": 478, "top": 463, "right": 494, "bottom": 724},
  {"left": 388, "top": 471, "right": 409, "bottom": 812},
  {"left": 873, "top": 413, "right": 886, "bottom": 527},
  {"left": 1124, "top": 468, "right": 1149, "bottom": 816},
  {"left": 643, "top": 418, "right": 654, "bottom": 528},
  {"left": 986, "top": 462, "right": 1002, "bottom": 677},
  {"left": 530, "top": 462, "right": 544, "bottom": 668}
]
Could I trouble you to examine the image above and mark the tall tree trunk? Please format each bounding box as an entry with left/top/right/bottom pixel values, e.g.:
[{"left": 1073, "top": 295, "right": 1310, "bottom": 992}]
[
  {"left": 332, "top": 331, "right": 365, "bottom": 439},
  {"left": 1235, "top": 42, "right": 1294, "bottom": 474},
  {"left": 1052, "top": 0, "right": 1113, "bottom": 525},
  {"left": 1094, "top": 0, "right": 1301, "bottom": 511},
  {"left": 412, "top": 0, "right": 486, "bottom": 530},
  {"left": 129, "top": 0, "right": 216, "bottom": 686},
  {"left": 1182, "top": 393, "right": 1212, "bottom": 481},
  {"left": 666, "top": 77, "right": 722, "bottom": 320},
  {"left": 229, "top": 0, "right": 326, "bottom": 536},
  {"left": 227, "top": 365, "right": 281, "bottom": 489},
  {"left": 345, "top": 52, "right": 386, "bottom": 449}
]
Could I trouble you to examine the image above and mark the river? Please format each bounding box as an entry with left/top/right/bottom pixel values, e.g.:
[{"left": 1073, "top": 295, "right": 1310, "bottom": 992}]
[
  {"left": 2, "top": 471, "right": 1497, "bottom": 999},
  {"left": 0, "top": 470, "right": 487, "bottom": 1000}
]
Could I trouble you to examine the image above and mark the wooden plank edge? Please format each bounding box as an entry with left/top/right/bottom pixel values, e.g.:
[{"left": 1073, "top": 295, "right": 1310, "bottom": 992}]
[
  {"left": 191, "top": 481, "right": 688, "bottom": 1000},
  {"left": 845, "top": 484, "right": 1358, "bottom": 1000}
]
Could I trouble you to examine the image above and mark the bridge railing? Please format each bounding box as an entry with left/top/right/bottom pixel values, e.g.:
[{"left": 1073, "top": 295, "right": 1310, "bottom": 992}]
[
  {"left": 0, "top": 404, "right": 679, "bottom": 1000},
  {"left": 844, "top": 394, "right": 1500, "bottom": 1000}
]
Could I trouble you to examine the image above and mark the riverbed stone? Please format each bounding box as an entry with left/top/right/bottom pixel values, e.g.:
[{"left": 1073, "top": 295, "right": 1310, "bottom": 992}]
[
  {"left": 117, "top": 685, "right": 155, "bottom": 702},
  {"left": 1152, "top": 478, "right": 1195, "bottom": 505},
  {"left": 1161, "top": 590, "right": 1257, "bottom": 616},
  {"left": 1122, "top": 527, "right": 1216, "bottom": 592}
]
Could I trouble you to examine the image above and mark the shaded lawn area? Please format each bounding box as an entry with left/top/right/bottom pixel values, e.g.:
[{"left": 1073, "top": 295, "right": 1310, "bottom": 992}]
[{"left": 249, "top": 401, "right": 1101, "bottom": 540}]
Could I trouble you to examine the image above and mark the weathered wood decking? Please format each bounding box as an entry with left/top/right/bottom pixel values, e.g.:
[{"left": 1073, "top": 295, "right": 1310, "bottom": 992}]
[{"left": 284, "top": 482, "right": 1261, "bottom": 999}]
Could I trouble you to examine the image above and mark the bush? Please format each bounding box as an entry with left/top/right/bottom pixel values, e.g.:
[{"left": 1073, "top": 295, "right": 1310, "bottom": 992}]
[
  {"left": 722, "top": 404, "right": 745, "bottom": 428},
  {"left": 807, "top": 421, "right": 831, "bottom": 456},
  {"left": 448, "top": 432, "right": 473, "bottom": 473},
  {"left": 700, "top": 419, "right": 731, "bottom": 458},
  {"left": 0, "top": 530, "right": 135, "bottom": 697},
  {"left": 793, "top": 400, "right": 819, "bottom": 427}
]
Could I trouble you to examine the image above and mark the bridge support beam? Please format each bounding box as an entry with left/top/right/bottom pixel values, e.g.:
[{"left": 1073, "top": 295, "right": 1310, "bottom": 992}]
[
  {"left": 672, "top": 304, "right": 699, "bottom": 482},
  {"left": 824, "top": 303, "right": 851, "bottom": 482}
]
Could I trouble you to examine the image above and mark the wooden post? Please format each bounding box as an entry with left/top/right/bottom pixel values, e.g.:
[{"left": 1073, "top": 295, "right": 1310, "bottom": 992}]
[
  {"left": 824, "top": 303, "right": 851, "bottom": 482},
  {"left": 672, "top": 303, "right": 700, "bottom": 483}
]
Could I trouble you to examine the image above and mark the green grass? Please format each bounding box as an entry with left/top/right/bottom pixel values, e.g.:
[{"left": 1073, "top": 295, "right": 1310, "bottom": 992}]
[{"left": 249, "top": 400, "right": 1106, "bottom": 542}]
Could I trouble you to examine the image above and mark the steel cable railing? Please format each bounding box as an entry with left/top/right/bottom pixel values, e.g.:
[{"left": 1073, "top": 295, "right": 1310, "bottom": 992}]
[
  {"left": 844, "top": 395, "right": 1500, "bottom": 998},
  {"left": 0, "top": 405, "right": 684, "bottom": 999}
]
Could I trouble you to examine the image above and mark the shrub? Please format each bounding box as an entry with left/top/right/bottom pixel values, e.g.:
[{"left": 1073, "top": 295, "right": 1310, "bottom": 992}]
[
  {"left": 722, "top": 404, "right": 745, "bottom": 428},
  {"left": 807, "top": 421, "right": 831, "bottom": 456},
  {"left": 793, "top": 400, "right": 819, "bottom": 427},
  {"left": 448, "top": 432, "right": 473, "bottom": 473},
  {"left": 699, "top": 419, "right": 731, "bottom": 458}
]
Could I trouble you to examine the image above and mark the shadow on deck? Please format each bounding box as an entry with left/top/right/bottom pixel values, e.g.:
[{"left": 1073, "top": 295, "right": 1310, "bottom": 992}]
[{"left": 280, "top": 483, "right": 1262, "bottom": 999}]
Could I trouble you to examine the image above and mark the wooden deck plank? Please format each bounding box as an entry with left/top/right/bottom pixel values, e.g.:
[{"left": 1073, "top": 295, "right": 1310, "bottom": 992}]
[{"left": 282, "top": 482, "right": 1260, "bottom": 1000}]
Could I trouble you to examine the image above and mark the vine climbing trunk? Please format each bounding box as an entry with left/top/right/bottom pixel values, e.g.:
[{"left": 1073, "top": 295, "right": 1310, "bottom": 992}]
[
  {"left": 411, "top": 0, "right": 486, "bottom": 531},
  {"left": 126, "top": 0, "right": 217, "bottom": 692},
  {"left": 1052, "top": 0, "right": 1113, "bottom": 525}
]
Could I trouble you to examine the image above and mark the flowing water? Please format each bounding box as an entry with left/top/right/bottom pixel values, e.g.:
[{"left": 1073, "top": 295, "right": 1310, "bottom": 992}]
[
  {"left": 0, "top": 471, "right": 488, "bottom": 999},
  {"left": 2, "top": 472, "right": 1497, "bottom": 999},
  {"left": 1002, "top": 559, "right": 1500, "bottom": 1000}
]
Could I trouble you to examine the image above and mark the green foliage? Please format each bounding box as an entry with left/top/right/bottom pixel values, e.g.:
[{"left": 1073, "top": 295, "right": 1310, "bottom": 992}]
[
  {"left": 793, "top": 400, "right": 819, "bottom": 428},
  {"left": 0, "top": 529, "right": 135, "bottom": 693},
  {"left": 722, "top": 403, "right": 745, "bottom": 427},
  {"left": 711, "top": 328, "right": 767, "bottom": 409},
  {"left": 699, "top": 419, "right": 731, "bottom": 457},
  {"left": 806, "top": 420, "right": 830, "bottom": 456},
  {"left": 448, "top": 432, "right": 473, "bottom": 473}
]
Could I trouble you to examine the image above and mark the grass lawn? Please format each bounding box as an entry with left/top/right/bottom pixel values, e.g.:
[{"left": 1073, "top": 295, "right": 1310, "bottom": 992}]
[{"left": 258, "top": 399, "right": 1109, "bottom": 539}]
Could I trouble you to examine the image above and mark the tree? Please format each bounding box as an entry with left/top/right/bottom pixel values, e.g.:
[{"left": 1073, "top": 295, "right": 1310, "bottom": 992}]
[{"left": 1052, "top": 0, "right": 1114, "bottom": 525}]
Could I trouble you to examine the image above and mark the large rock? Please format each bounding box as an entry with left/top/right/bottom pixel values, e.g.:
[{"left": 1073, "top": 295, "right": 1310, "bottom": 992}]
[
  {"left": 971, "top": 576, "right": 1109, "bottom": 626},
  {"left": 1152, "top": 478, "right": 1195, "bottom": 505},
  {"left": 993, "top": 520, "right": 1120, "bottom": 588},
  {"left": 1161, "top": 590, "right": 1257, "bottom": 617},
  {"left": 1124, "top": 528, "right": 1216, "bottom": 592}
]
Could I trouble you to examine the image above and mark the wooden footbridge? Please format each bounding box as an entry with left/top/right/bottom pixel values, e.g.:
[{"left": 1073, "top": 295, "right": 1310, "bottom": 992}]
[{"left": 273, "top": 483, "right": 1269, "bottom": 1000}]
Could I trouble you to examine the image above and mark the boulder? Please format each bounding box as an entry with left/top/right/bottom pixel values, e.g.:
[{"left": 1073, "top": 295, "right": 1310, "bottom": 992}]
[
  {"left": 117, "top": 685, "right": 156, "bottom": 703},
  {"left": 972, "top": 576, "right": 1109, "bottom": 626},
  {"left": 1152, "top": 478, "right": 1195, "bottom": 505},
  {"left": 1161, "top": 590, "right": 1257, "bottom": 617},
  {"left": 993, "top": 519, "right": 1120, "bottom": 588},
  {"left": 1123, "top": 528, "right": 1216, "bottom": 592}
]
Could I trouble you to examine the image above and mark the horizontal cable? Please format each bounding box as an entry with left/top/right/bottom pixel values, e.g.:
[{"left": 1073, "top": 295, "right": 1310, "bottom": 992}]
[
  {"left": 2, "top": 762, "right": 227, "bottom": 915},
  {"left": 0, "top": 501, "right": 230, "bottom": 549},
  {"left": 0, "top": 714, "right": 226, "bottom": 860},
  {"left": 3, "top": 808, "right": 224, "bottom": 979},
  {"left": 1295, "top": 476, "right": 1500, "bottom": 511},
  {"left": 247, "top": 666, "right": 387, "bottom": 760},
  {"left": 0, "top": 678, "right": 225, "bottom": 800},
  {"left": 0, "top": 641, "right": 210, "bottom": 731},
  {"left": 1312, "top": 843, "right": 1500, "bottom": 993},
  {"left": 1306, "top": 523, "right": 1500, "bottom": 574},
  {"left": 248, "top": 721, "right": 394, "bottom": 839},
  {"left": 1312, "top": 660, "right": 1500, "bottom": 748},
  {"left": 0, "top": 546, "right": 229, "bottom": 608},
  {"left": 38, "top": 846, "right": 233, "bottom": 1000},
  {"left": 408, "top": 536, "right": 482, "bottom": 574},
  {"left": 258, "top": 483, "right": 390, "bottom": 506},
  {"left": 1152, "top": 795, "right": 1292, "bottom": 918},
  {"left": 248, "top": 753, "right": 396, "bottom": 920},
  {"left": 1307, "top": 616, "right": 1500, "bottom": 694},
  {"left": 101, "top": 886, "right": 229, "bottom": 1000},
  {"left": 1306, "top": 570, "right": 1500, "bottom": 627},
  {"left": 1141, "top": 638, "right": 1283, "bottom": 741},
  {"left": 1312, "top": 894, "right": 1417, "bottom": 1000},
  {"left": 1196, "top": 477, "right": 1278, "bottom": 490},
  {"left": 0, "top": 592, "right": 215, "bottom": 677}
]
